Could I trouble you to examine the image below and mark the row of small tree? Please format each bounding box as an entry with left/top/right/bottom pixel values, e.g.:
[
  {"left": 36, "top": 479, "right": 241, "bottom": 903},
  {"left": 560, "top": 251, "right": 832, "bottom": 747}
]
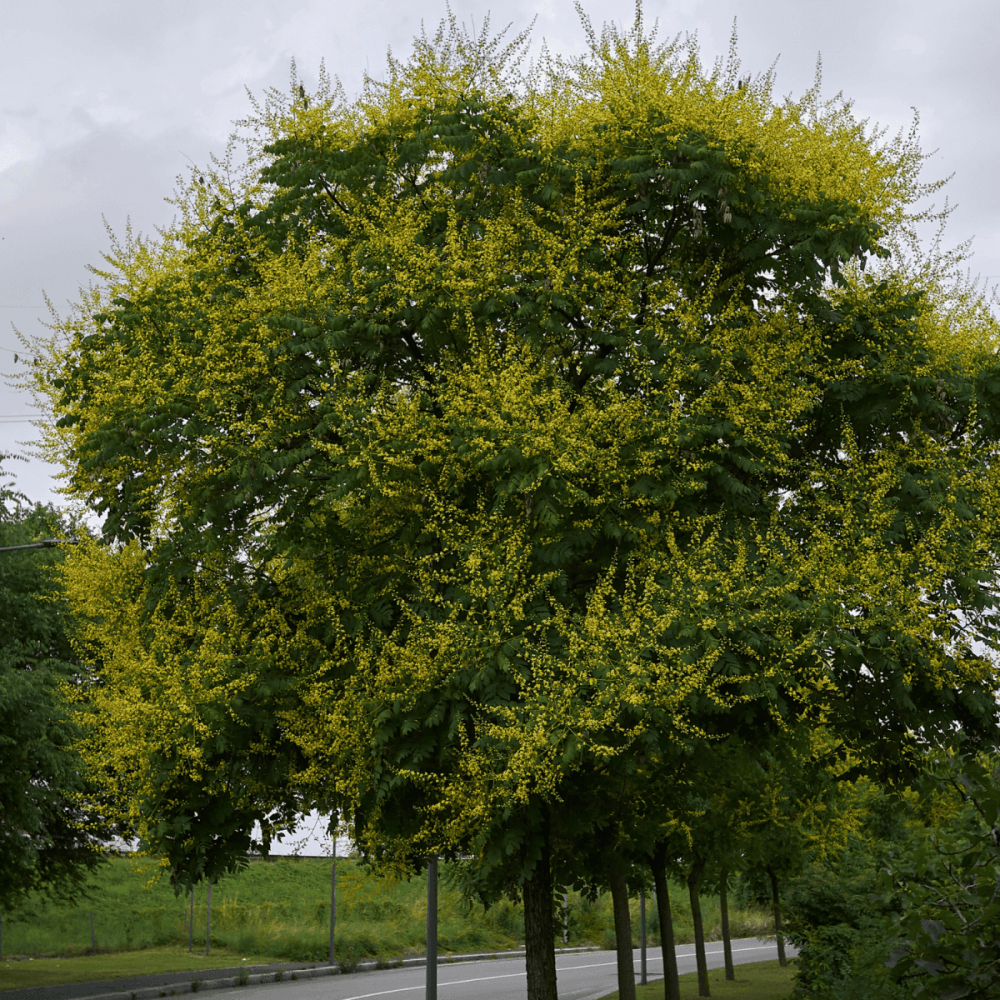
[{"left": 9, "top": 6, "right": 1000, "bottom": 999}]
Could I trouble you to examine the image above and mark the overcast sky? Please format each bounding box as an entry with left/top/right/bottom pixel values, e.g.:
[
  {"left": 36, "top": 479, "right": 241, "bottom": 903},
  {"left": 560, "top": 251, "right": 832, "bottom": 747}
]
[{"left": 3, "top": 0, "right": 999, "bottom": 505}]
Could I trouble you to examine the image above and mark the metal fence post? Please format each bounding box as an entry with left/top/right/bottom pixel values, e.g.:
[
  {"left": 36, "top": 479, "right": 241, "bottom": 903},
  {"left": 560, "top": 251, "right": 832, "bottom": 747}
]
[
  {"left": 189, "top": 887, "right": 194, "bottom": 952},
  {"left": 426, "top": 857, "right": 438, "bottom": 1000},
  {"left": 206, "top": 882, "right": 212, "bottom": 956},
  {"left": 89, "top": 911, "right": 96, "bottom": 952},
  {"left": 329, "top": 850, "right": 337, "bottom": 966},
  {"left": 640, "top": 891, "right": 647, "bottom": 986}
]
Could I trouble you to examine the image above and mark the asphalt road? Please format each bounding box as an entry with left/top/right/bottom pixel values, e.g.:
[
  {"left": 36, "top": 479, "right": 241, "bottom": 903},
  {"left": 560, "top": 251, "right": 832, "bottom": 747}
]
[{"left": 201, "top": 938, "right": 795, "bottom": 1000}]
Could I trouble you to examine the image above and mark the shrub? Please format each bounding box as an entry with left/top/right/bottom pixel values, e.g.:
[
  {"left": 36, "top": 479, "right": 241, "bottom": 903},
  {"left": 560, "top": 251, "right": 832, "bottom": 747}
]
[
  {"left": 884, "top": 749, "right": 1000, "bottom": 1000},
  {"left": 783, "top": 838, "right": 908, "bottom": 1000}
]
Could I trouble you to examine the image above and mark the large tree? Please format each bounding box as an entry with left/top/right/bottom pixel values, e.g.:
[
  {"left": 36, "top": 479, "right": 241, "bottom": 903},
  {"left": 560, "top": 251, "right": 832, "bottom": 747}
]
[{"left": 25, "top": 6, "right": 1000, "bottom": 997}]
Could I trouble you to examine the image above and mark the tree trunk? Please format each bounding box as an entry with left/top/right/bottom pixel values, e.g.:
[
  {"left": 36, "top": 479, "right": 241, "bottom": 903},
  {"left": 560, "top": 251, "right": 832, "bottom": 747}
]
[
  {"left": 719, "top": 866, "right": 734, "bottom": 980},
  {"left": 688, "top": 858, "right": 709, "bottom": 997},
  {"left": 651, "top": 846, "right": 680, "bottom": 1000},
  {"left": 608, "top": 849, "right": 637, "bottom": 1000},
  {"left": 767, "top": 868, "right": 787, "bottom": 967},
  {"left": 523, "top": 817, "right": 559, "bottom": 1000}
]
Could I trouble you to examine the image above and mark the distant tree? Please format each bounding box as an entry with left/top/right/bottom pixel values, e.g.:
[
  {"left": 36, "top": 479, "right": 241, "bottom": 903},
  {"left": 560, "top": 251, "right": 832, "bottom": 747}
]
[{"left": 0, "top": 455, "right": 113, "bottom": 912}]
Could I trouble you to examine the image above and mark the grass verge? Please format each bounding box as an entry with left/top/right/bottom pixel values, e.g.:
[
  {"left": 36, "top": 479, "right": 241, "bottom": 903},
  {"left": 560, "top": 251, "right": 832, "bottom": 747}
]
[
  {"left": 596, "top": 960, "right": 796, "bottom": 999},
  {"left": 0, "top": 946, "right": 277, "bottom": 992}
]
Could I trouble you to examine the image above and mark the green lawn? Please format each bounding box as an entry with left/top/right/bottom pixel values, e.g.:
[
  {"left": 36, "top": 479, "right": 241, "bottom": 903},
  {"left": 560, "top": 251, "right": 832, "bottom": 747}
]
[{"left": 597, "top": 960, "right": 796, "bottom": 999}]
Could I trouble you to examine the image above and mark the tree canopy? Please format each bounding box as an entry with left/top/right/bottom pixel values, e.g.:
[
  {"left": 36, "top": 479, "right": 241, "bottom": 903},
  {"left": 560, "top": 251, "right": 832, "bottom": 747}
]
[{"left": 21, "top": 6, "right": 1000, "bottom": 996}]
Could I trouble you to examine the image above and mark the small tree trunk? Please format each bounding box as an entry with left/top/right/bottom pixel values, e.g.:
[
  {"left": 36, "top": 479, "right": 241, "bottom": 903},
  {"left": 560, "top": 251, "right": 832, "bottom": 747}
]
[
  {"left": 608, "top": 849, "right": 637, "bottom": 1000},
  {"left": 719, "top": 866, "right": 734, "bottom": 980},
  {"left": 688, "top": 858, "right": 709, "bottom": 998},
  {"left": 523, "top": 816, "right": 558, "bottom": 1000},
  {"left": 767, "top": 868, "right": 787, "bottom": 967},
  {"left": 651, "top": 846, "right": 680, "bottom": 1000}
]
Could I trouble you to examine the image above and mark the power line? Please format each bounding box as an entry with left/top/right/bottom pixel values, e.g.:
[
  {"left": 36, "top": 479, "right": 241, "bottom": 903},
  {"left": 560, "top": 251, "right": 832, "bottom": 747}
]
[{"left": 0, "top": 346, "right": 40, "bottom": 362}]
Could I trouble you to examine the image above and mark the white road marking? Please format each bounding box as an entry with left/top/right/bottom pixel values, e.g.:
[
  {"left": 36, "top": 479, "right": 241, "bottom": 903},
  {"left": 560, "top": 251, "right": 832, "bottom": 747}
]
[
  {"left": 667, "top": 945, "right": 779, "bottom": 959},
  {"left": 330, "top": 970, "right": 528, "bottom": 1000},
  {"left": 556, "top": 944, "right": 778, "bottom": 974}
]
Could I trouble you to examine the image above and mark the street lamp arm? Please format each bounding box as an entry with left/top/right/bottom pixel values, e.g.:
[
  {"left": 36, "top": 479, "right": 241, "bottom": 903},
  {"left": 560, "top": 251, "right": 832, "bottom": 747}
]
[{"left": 0, "top": 539, "right": 81, "bottom": 553}]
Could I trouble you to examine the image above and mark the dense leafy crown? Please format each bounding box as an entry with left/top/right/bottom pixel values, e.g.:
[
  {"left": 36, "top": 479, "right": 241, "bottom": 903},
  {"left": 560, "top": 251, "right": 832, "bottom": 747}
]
[{"left": 23, "top": 5, "right": 1000, "bottom": 875}]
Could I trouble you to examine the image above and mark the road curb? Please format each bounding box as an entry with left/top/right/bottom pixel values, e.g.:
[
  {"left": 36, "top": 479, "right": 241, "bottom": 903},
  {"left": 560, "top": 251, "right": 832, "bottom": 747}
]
[{"left": 8, "top": 947, "right": 602, "bottom": 1000}]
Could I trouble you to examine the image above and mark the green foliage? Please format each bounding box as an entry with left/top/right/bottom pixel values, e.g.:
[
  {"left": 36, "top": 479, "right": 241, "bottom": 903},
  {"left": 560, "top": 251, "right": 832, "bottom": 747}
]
[
  {"left": 730, "top": 774, "right": 914, "bottom": 1000},
  {"left": 783, "top": 836, "right": 908, "bottom": 1000},
  {"left": 0, "top": 454, "right": 112, "bottom": 912},
  {"left": 778, "top": 765, "right": 1000, "bottom": 1000},
  {"left": 733, "top": 868, "right": 772, "bottom": 912},
  {"left": 58, "top": 540, "right": 318, "bottom": 893},
  {"left": 884, "top": 747, "right": 1000, "bottom": 1000}
]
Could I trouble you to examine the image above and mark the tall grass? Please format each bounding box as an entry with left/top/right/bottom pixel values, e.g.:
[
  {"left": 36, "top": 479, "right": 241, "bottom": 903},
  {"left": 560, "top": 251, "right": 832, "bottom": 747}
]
[{"left": 1, "top": 857, "right": 772, "bottom": 964}]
